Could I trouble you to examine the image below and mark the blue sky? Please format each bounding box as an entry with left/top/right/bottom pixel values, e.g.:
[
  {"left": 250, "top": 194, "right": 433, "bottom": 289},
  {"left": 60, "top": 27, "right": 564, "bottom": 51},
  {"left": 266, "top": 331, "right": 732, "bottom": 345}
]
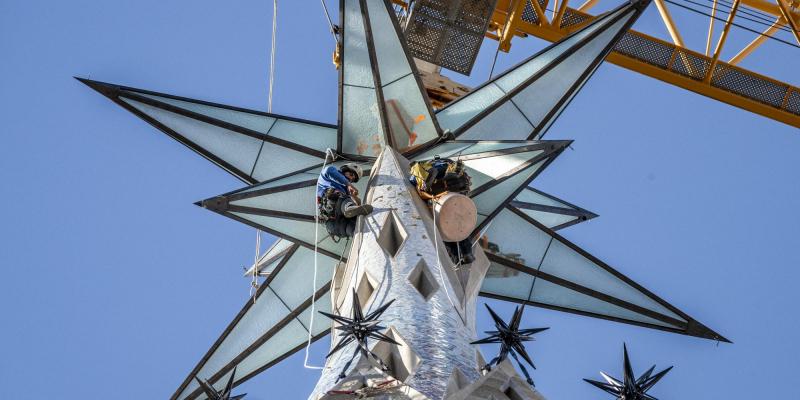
[{"left": 1, "top": 0, "right": 799, "bottom": 399}]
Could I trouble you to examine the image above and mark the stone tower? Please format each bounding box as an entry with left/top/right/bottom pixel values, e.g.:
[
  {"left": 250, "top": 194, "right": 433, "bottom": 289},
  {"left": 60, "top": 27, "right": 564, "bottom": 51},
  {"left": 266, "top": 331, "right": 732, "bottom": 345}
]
[{"left": 310, "top": 148, "right": 544, "bottom": 400}]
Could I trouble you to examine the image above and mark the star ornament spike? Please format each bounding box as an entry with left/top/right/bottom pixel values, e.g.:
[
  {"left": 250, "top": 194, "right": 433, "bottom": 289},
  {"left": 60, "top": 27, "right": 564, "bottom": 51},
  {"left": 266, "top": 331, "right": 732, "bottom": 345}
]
[
  {"left": 472, "top": 304, "right": 549, "bottom": 386},
  {"left": 584, "top": 344, "right": 673, "bottom": 400},
  {"left": 194, "top": 366, "right": 247, "bottom": 400},
  {"left": 319, "top": 289, "right": 400, "bottom": 380}
]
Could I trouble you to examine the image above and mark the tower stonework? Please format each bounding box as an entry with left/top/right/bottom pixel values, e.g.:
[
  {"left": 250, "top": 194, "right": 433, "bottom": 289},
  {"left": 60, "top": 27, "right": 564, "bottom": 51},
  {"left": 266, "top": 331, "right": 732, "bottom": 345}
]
[{"left": 310, "top": 148, "right": 544, "bottom": 400}]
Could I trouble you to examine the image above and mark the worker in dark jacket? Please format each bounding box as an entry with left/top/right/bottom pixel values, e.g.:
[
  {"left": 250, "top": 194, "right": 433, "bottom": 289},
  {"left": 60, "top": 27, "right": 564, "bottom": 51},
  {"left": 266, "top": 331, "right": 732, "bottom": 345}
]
[
  {"left": 409, "top": 157, "right": 475, "bottom": 265},
  {"left": 317, "top": 163, "right": 373, "bottom": 239}
]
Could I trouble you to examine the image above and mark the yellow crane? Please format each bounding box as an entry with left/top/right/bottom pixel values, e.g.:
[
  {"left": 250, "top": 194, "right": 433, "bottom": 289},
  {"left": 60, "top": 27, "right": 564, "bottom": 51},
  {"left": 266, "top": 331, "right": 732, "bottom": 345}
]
[{"left": 393, "top": 0, "right": 800, "bottom": 128}]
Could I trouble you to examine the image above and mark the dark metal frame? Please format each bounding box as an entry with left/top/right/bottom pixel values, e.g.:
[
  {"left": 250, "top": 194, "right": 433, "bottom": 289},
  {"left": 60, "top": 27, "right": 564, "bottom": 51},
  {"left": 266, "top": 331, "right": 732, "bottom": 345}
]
[
  {"left": 470, "top": 141, "right": 572, "bottom": 236},
  {"left": 510, "top": 187, "right": 599, "bottom": 230},
  {"left": 172, "top": 243, "right": 336, "bottom": 400},
  {"left": 337, "top": 0, "right": 444, "bottom": 158},
  {"left": 480, "top": 206, "right": 729, "bottom": 342},
  {"left": 77, "top": 78, "right": 333, "bottom": 185},
  {"left": 433, "top": 1, "right": 647, "bottom": 140},
  {"left": 404, "top": 0, "right": 500, "bottom": 76}
]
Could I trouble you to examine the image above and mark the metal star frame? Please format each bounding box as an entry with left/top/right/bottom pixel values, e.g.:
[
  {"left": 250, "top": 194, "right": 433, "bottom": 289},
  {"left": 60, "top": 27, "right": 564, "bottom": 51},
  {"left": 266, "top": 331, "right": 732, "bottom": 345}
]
[
  {"left": 584, "top": 344, "right": 672, "bottom": 400},
  {"left": 194, "top": 367, "right": 247, "bottom": 400},
  {"left": 319, "top": 289, "right": 399, "bottom": 381},
  {"left": 472, "top": 304, "right": 548, "bottom": 386},
  {"left": 79, "top": 0, "right": 728, "bottom": 397}
]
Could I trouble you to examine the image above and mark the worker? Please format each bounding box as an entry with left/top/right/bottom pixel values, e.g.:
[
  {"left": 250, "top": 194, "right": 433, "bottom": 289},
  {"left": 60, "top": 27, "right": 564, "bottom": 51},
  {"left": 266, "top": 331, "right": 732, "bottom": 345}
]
[
  {"left": 317, "top": 163, "right": 373, "bottom": 239},
  {"left": 409, "top": 156, "right": 475, "bottom": 265}
]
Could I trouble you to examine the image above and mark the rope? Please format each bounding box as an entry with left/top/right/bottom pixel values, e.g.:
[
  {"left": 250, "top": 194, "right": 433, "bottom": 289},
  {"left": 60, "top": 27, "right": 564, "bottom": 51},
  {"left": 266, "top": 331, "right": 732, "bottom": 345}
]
[
  {"left": 319, "top": 0, "right": 339, "bottom": 43},
  {"left": 488, "top": 44, "right": 502, "bottom": 80},
  {"left": 268, "top": 0, "right": 278, "bottom": 112},
  {"left": 431, "top": 201, "right": 460, "bottom": 311},
  {"left": 250, "top": 230, "right": 261, "bottom": 304},
  {"left": 304, "top": 147, "right": 338, "bottom": 370}
]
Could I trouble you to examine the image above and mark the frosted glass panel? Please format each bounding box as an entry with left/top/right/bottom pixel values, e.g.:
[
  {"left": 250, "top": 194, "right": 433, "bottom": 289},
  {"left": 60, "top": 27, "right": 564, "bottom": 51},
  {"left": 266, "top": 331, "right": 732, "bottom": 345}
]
[
  {"left": 342, "top": 0, "right": 374, "bottom": 87},
  {"left": 482, "top": 208, "right": 552, "bottom": 266},
  {"left": 231, "top": 213, "right": 348, "bottom": 256},
  {"left": 268, "top": 119, "right": 337, "bottom": 152},
  {"left": 510, "top": 14, "right": 633, "bottom": 127},
  {"left": 481, "top": 263, "right": 536, "bottom": 300},
  {"left": 437, "top": 83, "right": 505, "bottom": 132},
  {"left": 231, "top": 184, "right": 317, "bottom": 217},
  {"left": 241, "top": 172, "right": 317, "bottom": 193},
  {"left": 517, "top": 209, "right": 577, "bottom": 228},
  {"left": 480, "top": 266, "right": 678, "bottom": 339},
  {"left": 235, "top": 320, "right": 309, "bottom": 383},
  {"left": 458, "top": 100, "right": 534, "bottom": 140},
  {"left": 270, "top": 248, "right": 335, "bottom": 309},
  {"left": 539, "top": 239, "right": 685, "bottom": 321},
  {"left": 121, "top": 98, "right": 262, "bottom": 175},
  {"left": 365, "top": 0, "right": 412, "bottom": 84},
  {"left": 464, "top": 150, "right": 543, "bottom": 190},
  {"left": 182, "top": 289, "right": 290, "bottom": 399},
  {"left": 296, "top": 292, "right": 333, "bottom": 335},
  {"left": 530, "top": 275, "right": 678, "bottom": 328},
  {"left": 482, "top": 208, "right": 684, "bottom": 322},
  {"left": 515, "top": 187, "right": 573, "bottom": 209},
  {"left": 495, "top": 6, "right": 630, "bottom": 91},
  {"left": 251, "top": 141, "right": 322, "bottom": 182},
  {"left": 412, "top": 142, "right": 476, "bottom": 161},
  {"left": 129, "top": 92, "right": 276, "bottom": 134},
  {"left": 342, "top": 85, "right": 385, "bottom": 157},
  {"left": 472, "top": 159, "right": 546, "bottom": 217},
  {"left": 437, "top": 6, "right": 633, "bottom": 138},
  {"left": 382, "top": 75, "right": 438, "bottom": 150}
]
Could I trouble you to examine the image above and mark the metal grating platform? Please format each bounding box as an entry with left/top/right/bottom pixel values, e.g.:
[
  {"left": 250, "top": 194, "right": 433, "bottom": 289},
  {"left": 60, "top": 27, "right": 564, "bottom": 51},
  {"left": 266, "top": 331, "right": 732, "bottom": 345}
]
[{"left": 404, "top": 0, "right": 499, "bottom": 75}]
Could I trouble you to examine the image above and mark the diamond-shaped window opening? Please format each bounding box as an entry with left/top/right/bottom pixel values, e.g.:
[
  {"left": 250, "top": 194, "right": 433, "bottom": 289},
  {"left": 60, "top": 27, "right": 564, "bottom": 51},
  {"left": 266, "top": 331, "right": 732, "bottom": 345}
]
[
  {"left": 377, "top": 211, "right": 408, "bottom": 258},
  {"left": 368, "top": 327, "right": 421, "bottom": 383},
  {"left": 356, "top": 272, "right": 376, "bottom": 312},
  {"left": 408, "top": 258, "right": 439, "bottom": 301},
  {"left": 505, "top": 384, "right": 526, "bottom": 400}
]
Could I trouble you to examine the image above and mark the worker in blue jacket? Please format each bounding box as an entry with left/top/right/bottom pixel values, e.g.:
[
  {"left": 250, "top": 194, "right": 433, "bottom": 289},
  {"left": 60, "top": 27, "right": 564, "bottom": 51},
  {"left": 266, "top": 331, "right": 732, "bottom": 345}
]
[{"left": 317, "top": 163, "right": 373, "bottom": 239}]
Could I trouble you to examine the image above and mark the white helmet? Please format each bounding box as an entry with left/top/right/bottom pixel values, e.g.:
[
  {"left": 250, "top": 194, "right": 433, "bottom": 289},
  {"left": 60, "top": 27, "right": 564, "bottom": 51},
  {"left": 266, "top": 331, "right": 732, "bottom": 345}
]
[{"left": 340, "top": 163, "right": 364, "bottom": 183}]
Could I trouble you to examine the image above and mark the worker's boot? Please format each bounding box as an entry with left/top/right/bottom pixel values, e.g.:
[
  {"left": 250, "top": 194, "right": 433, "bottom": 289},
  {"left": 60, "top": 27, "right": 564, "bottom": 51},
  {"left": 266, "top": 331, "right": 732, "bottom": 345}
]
[
  {"left": 458, "top": 239, "right": 475, "bottom": 265},
  {"left": 341, "top": 199, "right": 374, "bottom": 218}
]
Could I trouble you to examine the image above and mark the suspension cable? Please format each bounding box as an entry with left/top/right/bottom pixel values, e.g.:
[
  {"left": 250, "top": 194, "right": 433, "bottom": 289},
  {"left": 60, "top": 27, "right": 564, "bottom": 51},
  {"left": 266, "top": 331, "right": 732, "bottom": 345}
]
[
  {"left": 664, "top": 0, "right": 800, "bottom": 49},
  {"left": 319, "top": 0, "right": 340, "bottom": 43}
]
